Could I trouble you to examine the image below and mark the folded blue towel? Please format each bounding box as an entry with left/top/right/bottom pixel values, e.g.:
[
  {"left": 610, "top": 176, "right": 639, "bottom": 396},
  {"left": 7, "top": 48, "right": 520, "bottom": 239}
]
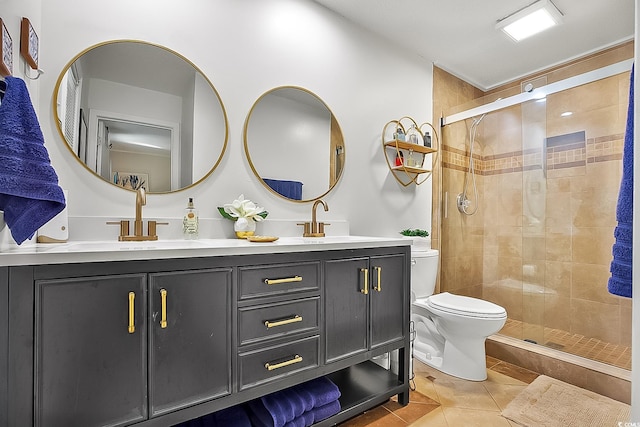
[
  {"left": 0, "top": 76, "right": 66, "bottom": 244},
  {"left": 311, "top": 399, "right": 341, "bottom": 424},
  {"left": 293, "top": 376, "right": 341, "bottom": 409},
  {"left": 214, "top": 404, "right": 251, "bottom": 427},
  {"left": 283, "top": 415, "right": 306, "bottom": 427},
  {"left": 171, "top": 404, "right": 251, "bottom": 427},
  {"left": 264, "top": 178, "right": 303, "bottom": 200},
  {"left": 248, "top": 392, "right": 289, "bottom": 427},
  {"left": 250, "top": 387, "right": 309, "bottom": 427},
  {"left": 302, "top": 411, "right": 314, "bottom": 427},
  {"left": 609, "top": 66, "right": 634, "bottom": 297}
]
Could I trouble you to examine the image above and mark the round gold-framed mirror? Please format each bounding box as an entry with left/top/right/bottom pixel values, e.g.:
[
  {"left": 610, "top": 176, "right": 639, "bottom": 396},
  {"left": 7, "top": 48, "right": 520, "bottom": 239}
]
[
  {"left": 53, "top": 40, "right": 228, "bottom": 193},
  {"left": 243, "top": 86, "right": 345, "bottom": 203}
]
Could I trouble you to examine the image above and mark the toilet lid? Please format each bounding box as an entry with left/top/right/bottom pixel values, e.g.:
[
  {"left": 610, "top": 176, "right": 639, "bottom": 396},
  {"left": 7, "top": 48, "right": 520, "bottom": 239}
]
[{"left": 427, "top": 292, "right": 506, "bottom": 318}]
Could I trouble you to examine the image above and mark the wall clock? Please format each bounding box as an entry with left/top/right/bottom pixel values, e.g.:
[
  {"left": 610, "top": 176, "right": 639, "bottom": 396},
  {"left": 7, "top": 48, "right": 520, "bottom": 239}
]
[
  {"left": 0, "top": 18, "right": 12, "bottom": 76},
  {"left": 20, "top": 17, "right": 38, "bottom": 70}
]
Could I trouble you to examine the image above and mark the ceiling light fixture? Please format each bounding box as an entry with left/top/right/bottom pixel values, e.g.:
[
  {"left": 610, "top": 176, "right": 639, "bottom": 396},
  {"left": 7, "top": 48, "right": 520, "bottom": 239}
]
[{"left": 496, "top": 0, "right": 563, "bottom": 42}]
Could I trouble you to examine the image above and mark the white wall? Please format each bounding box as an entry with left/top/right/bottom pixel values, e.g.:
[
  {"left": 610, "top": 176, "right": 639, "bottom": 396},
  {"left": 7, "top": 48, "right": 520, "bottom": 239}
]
[
  {"left": 8, "top": 0, "right": 434, "bottom": 239},
  {"left": 2, "top": 0, "right": 41, "bottom": 101}
]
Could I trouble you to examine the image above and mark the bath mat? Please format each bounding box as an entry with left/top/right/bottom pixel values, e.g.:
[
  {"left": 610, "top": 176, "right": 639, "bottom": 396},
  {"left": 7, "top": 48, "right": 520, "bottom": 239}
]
[{"left": 501, "top": 375, "right": 630, "bottom": 426}]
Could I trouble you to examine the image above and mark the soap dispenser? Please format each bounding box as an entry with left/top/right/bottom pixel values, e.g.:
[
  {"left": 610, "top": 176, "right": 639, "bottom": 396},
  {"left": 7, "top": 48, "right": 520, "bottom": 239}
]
[{"left": 183, "top": 198, "right": 199, "bottom": 239}]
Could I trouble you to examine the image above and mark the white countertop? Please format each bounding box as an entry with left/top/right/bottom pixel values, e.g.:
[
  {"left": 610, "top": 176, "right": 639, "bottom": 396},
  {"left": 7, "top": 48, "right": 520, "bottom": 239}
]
[{"left": 0, "top": 236, "right": 410, "bottom": 267}]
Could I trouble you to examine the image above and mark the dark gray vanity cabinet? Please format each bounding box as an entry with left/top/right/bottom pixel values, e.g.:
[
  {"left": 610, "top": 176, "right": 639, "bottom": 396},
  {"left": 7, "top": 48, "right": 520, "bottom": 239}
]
[
  {"left": 324, "top": 253, "right": 406, "bottom": 363},
  {"left": 324, "top": 257, "right": 369, "bottom": 362},
  {"left": 369, "top": 254, "right": 406, "bottom": 349},
  {"left": 3, "top": 245, "right": 410, "bottom": 427},
  {"left": 148, "top": 268, "right": 232, "bottom": 417},
  {"left": 31, "top": 265, "right": 232, "bottom": 427},
  {"left": 35, "top": 274, "right": 148, "bottom": 427},
  {"left": 237, "top": 261, "right": 321, "bottom": 391}
]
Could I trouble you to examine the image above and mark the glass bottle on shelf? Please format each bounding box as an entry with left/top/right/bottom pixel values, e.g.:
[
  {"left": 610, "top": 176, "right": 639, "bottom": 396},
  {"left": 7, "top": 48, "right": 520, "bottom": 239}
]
[
  {"left": 423, "top": 131, "right": 432, "bottom": 148},
  {"left": 407, "top": 149, "right": 415, "bottom": 167},
  {"left": 395, "top": 151, "right": 404, "bottom": 166},
  {"left": 408, "top": 124, "right": 419, "bottom": 144}
]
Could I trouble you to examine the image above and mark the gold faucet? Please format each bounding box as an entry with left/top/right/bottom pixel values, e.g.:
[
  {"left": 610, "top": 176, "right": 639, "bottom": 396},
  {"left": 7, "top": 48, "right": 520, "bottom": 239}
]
[
  {"left": 108, "top": 187, "right": 166, "bottom": 241},
  {"left": 134, "top": 187, "right": 146, "bottom": 237},
  {"left": 298, "top": 199, "right": 330, "bottom": 237}
]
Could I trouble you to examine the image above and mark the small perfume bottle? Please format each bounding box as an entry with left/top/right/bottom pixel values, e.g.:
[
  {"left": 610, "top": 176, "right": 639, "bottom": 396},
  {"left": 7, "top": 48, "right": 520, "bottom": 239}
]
[
  {"left": 395, "top": 151, "right": 404, "bottom": 166},
  {"left": 407, "top": 150, "right": 415, "bottom": 167},
  {"left": 408, "top": 125, "right": 418, "bottom": 144},
  {"left": 395, "top": 127, "right": 405, "bottom": 142},
  {"left": 183, "top": 198, "right": 199, "bottom": 239},
  {"left": 423, "top": 132, "right": 432, "bottom": 148}
]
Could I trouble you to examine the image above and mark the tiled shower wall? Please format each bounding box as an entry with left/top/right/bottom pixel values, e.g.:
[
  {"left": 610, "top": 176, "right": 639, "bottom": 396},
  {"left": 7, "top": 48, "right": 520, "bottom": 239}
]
[{"left": 433, "top": 43, "right": 633, "bottom": 356}]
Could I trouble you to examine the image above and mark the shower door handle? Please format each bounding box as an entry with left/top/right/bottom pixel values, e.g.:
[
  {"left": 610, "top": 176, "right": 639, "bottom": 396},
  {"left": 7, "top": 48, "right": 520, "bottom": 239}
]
[{"left": 444, "top": 192, "right": 448, "bottom": 219}]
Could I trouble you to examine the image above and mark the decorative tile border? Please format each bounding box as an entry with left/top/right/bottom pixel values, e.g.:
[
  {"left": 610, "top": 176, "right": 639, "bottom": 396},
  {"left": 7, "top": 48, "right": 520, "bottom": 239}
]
[{"left": 443, "top": 131, "right": 623, "bottom": 175}]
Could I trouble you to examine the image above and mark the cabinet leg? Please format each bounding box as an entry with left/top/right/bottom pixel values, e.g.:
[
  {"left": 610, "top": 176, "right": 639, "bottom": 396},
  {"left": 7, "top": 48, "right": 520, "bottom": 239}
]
[
  {"left": 397, "top": 346, "right": 410, "bottom": 406},
  {"left": 398, "top": 390, "right": 409, "bottom": 405}
]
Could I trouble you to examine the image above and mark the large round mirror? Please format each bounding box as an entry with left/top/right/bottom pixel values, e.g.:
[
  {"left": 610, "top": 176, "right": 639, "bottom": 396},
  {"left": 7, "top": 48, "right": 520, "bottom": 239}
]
[
  {"left": 53, "top": 40, "right": 228, "bottom": 193},
  {"left": 244, "top": 87, "right": 345, "bottom": 202}
]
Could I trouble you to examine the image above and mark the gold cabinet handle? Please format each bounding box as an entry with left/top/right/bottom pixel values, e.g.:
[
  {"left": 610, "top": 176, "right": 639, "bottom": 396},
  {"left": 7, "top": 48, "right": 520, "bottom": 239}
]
[
  {"left": 264, "top": 315, "right": 302, "bottom": 328},
  {"left": 128, "top": 292, "right": 135, "bottom": 334},
  {"left": 264, "top": 276, "right": 303, "bottom": 285},
  {"left": 374, "top": 266, "right": 382, "bottom": 292},
  {"left": 160, "top": 289, "right": 168, "bottom": 329},
  {"left": 360, "top": 268, "right": 369, "bottom": 295},
  {"left": 264, "top": 355, "right": 303, "bottom": 371}
]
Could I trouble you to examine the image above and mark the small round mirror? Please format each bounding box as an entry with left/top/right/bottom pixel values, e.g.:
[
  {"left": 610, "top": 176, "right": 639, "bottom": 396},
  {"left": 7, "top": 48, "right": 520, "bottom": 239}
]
[
  {"left": 244, "top": 86, "right": 345, "bottom": 202},
  {"left": 53, "top": 40, "right": 228, "bottom": 193}
]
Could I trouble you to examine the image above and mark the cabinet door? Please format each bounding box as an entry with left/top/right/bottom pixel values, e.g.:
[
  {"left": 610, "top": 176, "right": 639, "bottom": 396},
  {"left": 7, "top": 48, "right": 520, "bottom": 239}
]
[
  {"left": 35, "top": 274, "right": 147, "bottom": 427},
  {"left": 324, "top": 257, "right": 368, "bottom": 363},
  {"left": 149, "top": 268, "right": 232, "bottom": 417},
  {"left": 370, "top": 254, "right": 406, "bottom": 349}
]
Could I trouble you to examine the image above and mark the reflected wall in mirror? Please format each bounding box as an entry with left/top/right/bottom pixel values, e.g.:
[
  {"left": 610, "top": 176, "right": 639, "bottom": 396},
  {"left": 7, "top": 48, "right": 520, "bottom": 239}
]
[
  {"left": 244, "top": 86, "right": 345, "bottom": 202},
  {"left": 54, "top": 40, "right": 228, "bottom": 193}
]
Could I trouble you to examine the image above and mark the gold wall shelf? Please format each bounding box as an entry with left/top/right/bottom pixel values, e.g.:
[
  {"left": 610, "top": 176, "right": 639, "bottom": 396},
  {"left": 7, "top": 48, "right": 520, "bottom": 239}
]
[{"left": 382, "top": 116, "right": 439, "bottom": 187}]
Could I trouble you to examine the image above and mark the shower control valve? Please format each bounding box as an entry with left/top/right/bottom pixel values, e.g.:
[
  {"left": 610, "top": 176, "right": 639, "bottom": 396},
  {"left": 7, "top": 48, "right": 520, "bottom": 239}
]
[{"left": 456, "top": 193, "right": 471, "bottom": 213}]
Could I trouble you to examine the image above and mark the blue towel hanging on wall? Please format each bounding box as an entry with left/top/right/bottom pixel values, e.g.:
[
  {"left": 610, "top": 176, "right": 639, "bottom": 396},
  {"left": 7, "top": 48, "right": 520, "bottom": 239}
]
[
  {"left": 0, "top": 76, "right": 66, "bottom": 244},
  {"left": 608, "top": 65, "right": 634, "bottom": 297}
]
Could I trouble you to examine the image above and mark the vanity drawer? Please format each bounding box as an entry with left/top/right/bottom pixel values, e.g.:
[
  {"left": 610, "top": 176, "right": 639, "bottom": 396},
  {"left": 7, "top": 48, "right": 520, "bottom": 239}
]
[
  {"left": 239, "top": 297, "right": 319, "bottom": 346},
  {"left": 238, "top": 262, "right": 320, "bottom": 300},
  {"left": 238, "top": 335, "right": 319, "bottom": 390}
]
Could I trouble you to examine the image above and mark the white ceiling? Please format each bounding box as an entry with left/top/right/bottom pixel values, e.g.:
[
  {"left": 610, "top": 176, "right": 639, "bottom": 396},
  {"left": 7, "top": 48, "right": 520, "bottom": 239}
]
[{"left": 313, "top": 0, "right": 634, "bottom": 91}]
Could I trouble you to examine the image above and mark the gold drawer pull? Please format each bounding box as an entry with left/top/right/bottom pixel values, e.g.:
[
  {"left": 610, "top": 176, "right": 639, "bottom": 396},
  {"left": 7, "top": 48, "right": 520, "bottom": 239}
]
[
  {"left": 360, "top": 268, "right": 369, "bottom": 294},
  {"left": 374, "top": 266, "right": 382, "bottom": 292},
  {"left": 160, "top": 289, "right": 168, "bottom": 329},
  {"left": 264, "top": 276, "right": 303, "bottom": 285},
  {"left": 265, "top": 355, "right": 303, "bottom": 371},
  {"left": 264, "top": 315, "right": 302, "bottom": 328},
  {"left": 128, "top": 292, "right": 135, "bottom": 334}
]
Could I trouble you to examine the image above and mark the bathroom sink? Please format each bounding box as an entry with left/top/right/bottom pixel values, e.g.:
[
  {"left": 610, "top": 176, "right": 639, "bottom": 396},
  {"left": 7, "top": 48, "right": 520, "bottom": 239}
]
[{"left": 52, "top": 239, "right": 212, "bottom": 252}]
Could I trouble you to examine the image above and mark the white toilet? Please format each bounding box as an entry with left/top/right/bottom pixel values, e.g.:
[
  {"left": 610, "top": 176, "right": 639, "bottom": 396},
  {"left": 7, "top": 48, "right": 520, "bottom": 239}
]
[{"left": 411, "top": 248, "right": 507, "bottom": 381}]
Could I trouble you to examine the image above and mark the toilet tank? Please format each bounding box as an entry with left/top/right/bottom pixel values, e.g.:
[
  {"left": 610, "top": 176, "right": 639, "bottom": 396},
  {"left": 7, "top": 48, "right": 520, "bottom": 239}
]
[{"left": 411, "top": 248, "right": 439, "bottom": 301}]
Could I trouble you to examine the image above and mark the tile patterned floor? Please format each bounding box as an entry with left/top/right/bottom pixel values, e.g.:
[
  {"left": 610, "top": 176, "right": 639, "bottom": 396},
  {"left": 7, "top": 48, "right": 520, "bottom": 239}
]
[
  {"left": 500, "top": 319, "right": 632, "bottom": 370},
  {"left": 338, "top": 357, "right": 539, "bottom": 427}
]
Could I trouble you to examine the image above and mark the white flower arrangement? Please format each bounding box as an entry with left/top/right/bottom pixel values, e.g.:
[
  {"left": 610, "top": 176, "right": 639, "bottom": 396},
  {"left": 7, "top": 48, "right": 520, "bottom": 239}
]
[{"left": 217, "top": 194, "right": 268, "bottom": 228}]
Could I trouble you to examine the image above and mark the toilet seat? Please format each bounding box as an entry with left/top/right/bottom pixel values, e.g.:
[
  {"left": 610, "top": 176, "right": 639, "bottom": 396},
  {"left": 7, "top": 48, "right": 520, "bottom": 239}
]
[{"left": 417, "top": 292, "right": 506, "bottom": 319}]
